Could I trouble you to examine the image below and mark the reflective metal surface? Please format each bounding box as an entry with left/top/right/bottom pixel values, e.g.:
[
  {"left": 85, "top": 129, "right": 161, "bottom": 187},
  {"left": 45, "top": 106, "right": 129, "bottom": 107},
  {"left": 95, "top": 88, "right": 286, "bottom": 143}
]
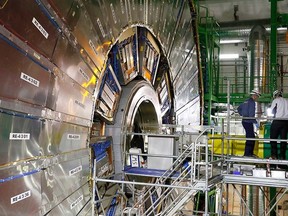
[
  {"left": 82, "top": 0, "right": 199, "bottom": 126},
  {"left": 0, "top": 97, "right": 92, "bottom": 128},
  {"left": 248, "top": 25, "right": 268, "bottom": 93},
  {"left": 41, "top": 152, "right": 90, "bottom": 214},
  {"left": 52, "top": 35, "right": 97, "bottom": 94},
  {"left": 106, "top": 81, "right": 162, "bottom": 175},
  {"left": 0, "top": 112, "right": 42, "bottom": 165},
  {"left": 68, "top": 1, "right": 106, "bottom": 71},
  {"left": 43, "top": 0, "right": 200, "bottom": 125},
  {"left": 46, "top": 182, "right": 90, "bottom": 216},
  {"left": 47, "top": 72, "right": 94, "bottom": 120},
  {"left": 174, "top": 47, "right": 199, "bottom": 111},
  {"left": 159, "top": 1, "right": 179, "bottom": 53},
  {"left": 83, "top": 0, "right": 121, "bottom": 44},
  {"left": 46, "top": 120, "right": 89, "bottom": 155},
  {"left": 77, "top": 200, "right": 93, "bottom": 216},
  {"left": 169, "top": 2, "right": 196, "bottom": 80},
  {"left": 0, "top": 0, "right": 201, "bottom": 214},
  {"left": 176, "top": 97, "right": 201, "bottom": 128},
  {"left": 0, "top": 0, "right": 59, "bottom": 58},
  {"left": 0, "top": 171, "right": 41, "bottom": 216},
  {"left": 0, "top": 98, "right": 45, "bottom": 120},
  {"left": 157, "top": 75, "right": 171, "bottom": 117},
  {"left": 0, "top": 38, "right": 51, "bottom": 107},
  {"left": 0, "top": 160, "right": 41, "bottom": 180}
]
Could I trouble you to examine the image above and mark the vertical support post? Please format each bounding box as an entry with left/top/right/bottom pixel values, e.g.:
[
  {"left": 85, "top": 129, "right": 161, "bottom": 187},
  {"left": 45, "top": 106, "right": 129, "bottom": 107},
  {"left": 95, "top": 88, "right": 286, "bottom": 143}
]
[
  {"left": 270, "top": 0, "right": 278, "bottom": 92},
  {"left": 121, "top": 125, "right": 128, "bottom": 214},
  {"left": 248, "top": 185, "right": 253, "bottom": 216},
  {"left": 93, "top": 159, "right": 106, "bottom": 215},
  {"left": 92, "top": 159, "right": 96, "bottom": 216},
  {"left": 219, "top": 183, "right": 223, "bottom": 215},
  {"left": 270, "top": 187, "right": 277, "bottom": 216},
  {"left": 204, "top": 132, "right": 209, "bottom": 216},
  {"left": 270, "top": 1, "right": 278, "bottom": 215},
  {"left": 225, "top": 184, "right": 229, "bottom": 215},
  {"left": 207, "top": 20, "right": 213, "bottom": 125},
  {"left": 217, "top": 46, "right": 220, "bottom": 96},
  {"left": 180, "top": 125, "right": 184, "bottom": 154},
  {"left": 244, "top": 58, "right": 247, "bottom": 94},
  {"left": 227, "top": 80, "right": 231, "bottom": 155}
]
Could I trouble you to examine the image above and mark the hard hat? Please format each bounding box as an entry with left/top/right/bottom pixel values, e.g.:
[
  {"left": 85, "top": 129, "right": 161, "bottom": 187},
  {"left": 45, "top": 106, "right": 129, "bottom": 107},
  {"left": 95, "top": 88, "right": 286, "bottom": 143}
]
[
  {"left": 250, "top": 89, "right": 261, "bottom": 97},
  {"left": 273, "top": 89, "right": 282, "bottom": 98}
]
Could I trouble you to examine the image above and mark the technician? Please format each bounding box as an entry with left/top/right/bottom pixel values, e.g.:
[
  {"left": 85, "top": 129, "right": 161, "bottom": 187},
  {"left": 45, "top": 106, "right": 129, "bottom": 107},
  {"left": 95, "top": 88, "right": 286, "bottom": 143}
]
[{"left": 270, "top": 90, "right": 288, "bottom": 160}]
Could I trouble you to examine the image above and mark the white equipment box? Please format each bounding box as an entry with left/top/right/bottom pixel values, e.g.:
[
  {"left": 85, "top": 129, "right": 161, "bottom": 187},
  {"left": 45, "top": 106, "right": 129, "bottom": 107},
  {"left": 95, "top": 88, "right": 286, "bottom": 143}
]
[{"left": 147, "top": 136, "right": 175, "bottom": 170}]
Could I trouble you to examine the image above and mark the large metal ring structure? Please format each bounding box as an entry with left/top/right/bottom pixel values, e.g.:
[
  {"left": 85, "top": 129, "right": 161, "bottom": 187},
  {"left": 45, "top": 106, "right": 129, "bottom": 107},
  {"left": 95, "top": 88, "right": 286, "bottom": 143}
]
[
  {"left": 0, "top": 1, "right": 201, "bottom": 215},
  {"left": 106, "top": 80, "right": 162, "bottom": 174}
]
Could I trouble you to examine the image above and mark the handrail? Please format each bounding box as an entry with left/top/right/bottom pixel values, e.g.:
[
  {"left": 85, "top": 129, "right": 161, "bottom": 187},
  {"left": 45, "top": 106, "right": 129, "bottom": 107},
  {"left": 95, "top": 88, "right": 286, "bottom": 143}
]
[
  {"left": 133, "top": 127, "right": 213, "bottom": 215},
  {"left": 145, "top": 127, "right": 214, "bottom": 215},
  {"left": 131, "top": 147, "right": 193, "bottom": 212},
  {"left": 143, "top": 164, "right": 193, "bottom": 215}
]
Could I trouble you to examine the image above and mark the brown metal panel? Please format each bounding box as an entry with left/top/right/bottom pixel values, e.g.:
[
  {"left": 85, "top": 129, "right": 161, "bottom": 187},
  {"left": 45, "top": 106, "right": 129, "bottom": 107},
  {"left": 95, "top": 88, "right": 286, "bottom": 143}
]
[
  {"left": 0, "top": 171, "right": 41, "bottom": 216},
  {"left": 47, "top": 0, "right": 74, "bottom": 24},
  {"left": 0, "top": 38, "right": 51, "bottom": 107},
  {"left": 0, "top": 0, "right": 59, "bottom": 58},
  {"left": 52, "top": 35, "right": 97, "bottom": 94},
  {"left": 66, "top": 0, "right": 81, "bottom": 32},
  {"left": 69, "top": 2, "right": 106, "bottom": 71}
]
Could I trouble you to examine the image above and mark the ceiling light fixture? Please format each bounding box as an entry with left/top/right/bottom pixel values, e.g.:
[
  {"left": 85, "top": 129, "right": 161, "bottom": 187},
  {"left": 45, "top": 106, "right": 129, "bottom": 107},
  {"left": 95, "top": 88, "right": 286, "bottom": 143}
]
[
  {"left": 266, "top": 27, "right": 287, "bottom": 31},
  {"left": 219, "top": 54, "right": 239, "bottom": 59},
  {"left": 220, "top": 39, "right": 244, "bottom": 44}
]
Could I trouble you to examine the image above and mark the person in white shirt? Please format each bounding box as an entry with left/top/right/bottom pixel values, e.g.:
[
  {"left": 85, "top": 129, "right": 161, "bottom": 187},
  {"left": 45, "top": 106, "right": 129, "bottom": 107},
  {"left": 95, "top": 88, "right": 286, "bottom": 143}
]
[{"left": 270, "top": 90, "right": 288, "bottom": 160}]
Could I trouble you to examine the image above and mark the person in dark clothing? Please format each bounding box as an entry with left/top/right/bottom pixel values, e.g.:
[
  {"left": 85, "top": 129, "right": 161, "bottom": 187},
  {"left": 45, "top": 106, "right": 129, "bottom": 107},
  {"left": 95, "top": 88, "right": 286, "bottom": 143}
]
[
  {"left": 237, "top": 90, "right": 261, "bottom": 157},
  {"left": 270, "top": 90, "right": 288, "bottom": 160}
]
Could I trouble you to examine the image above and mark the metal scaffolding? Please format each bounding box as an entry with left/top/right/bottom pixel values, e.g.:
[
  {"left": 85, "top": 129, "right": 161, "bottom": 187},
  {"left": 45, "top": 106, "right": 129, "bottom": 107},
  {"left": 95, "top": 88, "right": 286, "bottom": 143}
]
[
  {"left": 92, "top": 124, "right": 224, "bottom": 215},
  {"left": 91, "top": 113, "right": 288, "bottom": 215}
]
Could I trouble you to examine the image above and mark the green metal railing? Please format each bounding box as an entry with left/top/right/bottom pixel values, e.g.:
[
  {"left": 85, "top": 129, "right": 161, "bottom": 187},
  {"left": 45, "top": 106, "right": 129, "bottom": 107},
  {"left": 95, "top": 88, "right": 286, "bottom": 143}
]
[
  {"left": 197, "top": 0, "right": 288, "bottom": 124},
  {"left": 217, "top": 73, "right": 288, "bottom": 104},
  {"left": 197, "top": 4, "right": 220, "bottom": 125}
]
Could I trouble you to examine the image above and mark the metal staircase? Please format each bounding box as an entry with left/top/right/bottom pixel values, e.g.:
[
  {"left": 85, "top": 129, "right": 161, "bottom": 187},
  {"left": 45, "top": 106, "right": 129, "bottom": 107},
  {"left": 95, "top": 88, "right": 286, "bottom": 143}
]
[{"left": 124, "top": 127, "right": 215, "bottom": 216}]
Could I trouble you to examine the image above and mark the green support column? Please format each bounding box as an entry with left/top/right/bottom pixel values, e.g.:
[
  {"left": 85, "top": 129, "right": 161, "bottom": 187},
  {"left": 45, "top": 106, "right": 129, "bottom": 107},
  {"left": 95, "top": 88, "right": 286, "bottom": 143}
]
[
  {"left": 270, "top": 0, "right": 278, "bottom": 93},
  {"left": 269, "top": 1, "right": 278, "bottom": 215},
  {"left": 215, "top": 45, "right": 220, "bottom": 97}
]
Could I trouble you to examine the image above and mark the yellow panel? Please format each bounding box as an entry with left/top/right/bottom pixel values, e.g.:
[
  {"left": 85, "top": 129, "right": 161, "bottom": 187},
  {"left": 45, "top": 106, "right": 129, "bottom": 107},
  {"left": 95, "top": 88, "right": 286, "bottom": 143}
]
[
  {"left": 143, "top": 67, "right": 151, "bottom": 81},
  {"left": 209, "top": 134, "right": 263, "bottom": 157}
]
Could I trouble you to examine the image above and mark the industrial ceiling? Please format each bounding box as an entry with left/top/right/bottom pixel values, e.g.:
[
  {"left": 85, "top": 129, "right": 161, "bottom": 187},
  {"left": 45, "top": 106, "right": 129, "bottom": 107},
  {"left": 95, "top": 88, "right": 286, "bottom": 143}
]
[{"left": 200, "top": 0, "right": 288, "bottom": 25}]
